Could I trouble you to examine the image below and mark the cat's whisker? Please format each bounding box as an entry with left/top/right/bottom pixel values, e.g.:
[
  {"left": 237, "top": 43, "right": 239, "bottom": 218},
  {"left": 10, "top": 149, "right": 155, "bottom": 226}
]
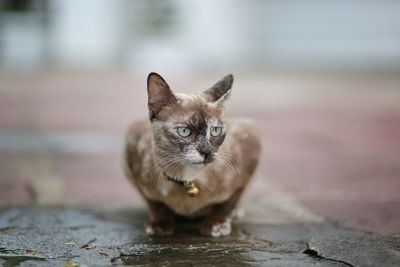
[
  {"left": 155, "top": 155, "right": 179, "bottom": 168},
  {"left": 155, "top": 155, "right": 183, "bottom": 169},
  {"left": 167, "top": 162, "right": 182, "bottom": 178},
  {"left": 144, "top": 154, "right": 172, "bottom": 171},
  {"left": 218, "top": 151, "right": 239, "bottom": 169},
  {"left": 219, "top": 158, "right": 241, "bottom": 189},
  {"left": 159, "top": 159, "right": 185, "bottom": 171},
  {"left": 157, "top": 156, "right": 187, "bottom": 178},
  {"left": 144, "top": 154, "right": 181, "bottom": 181},
  {"left": 222, "top": 159, "right": 238, "bottom": 179},
  {"left": 216, "top": 153, "right": 240, "bottom": 180}
]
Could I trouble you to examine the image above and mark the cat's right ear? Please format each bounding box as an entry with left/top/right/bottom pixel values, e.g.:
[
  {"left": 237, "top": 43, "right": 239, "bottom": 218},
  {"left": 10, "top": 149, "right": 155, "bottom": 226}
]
[
  {"left": 203, "top": 74, "right": 233, "bottom": 108},
  {"left": 147, "top": 72, "right": 176, "bottom": 120}
]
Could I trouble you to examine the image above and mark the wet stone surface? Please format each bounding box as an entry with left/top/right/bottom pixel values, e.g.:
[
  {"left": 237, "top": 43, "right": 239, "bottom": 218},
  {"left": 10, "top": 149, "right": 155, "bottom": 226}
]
[{"left": 0, "top": 207, "right": 399, "bottom": 267}]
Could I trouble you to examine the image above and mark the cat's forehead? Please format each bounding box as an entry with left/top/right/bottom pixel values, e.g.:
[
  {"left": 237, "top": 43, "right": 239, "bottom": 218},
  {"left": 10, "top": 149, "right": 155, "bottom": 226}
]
[
  {"left": 169, "top": 93, "right": 221, "bottom": 124},
  {"left": 175, "top": 93, "right": 203, "bottom": 102}
]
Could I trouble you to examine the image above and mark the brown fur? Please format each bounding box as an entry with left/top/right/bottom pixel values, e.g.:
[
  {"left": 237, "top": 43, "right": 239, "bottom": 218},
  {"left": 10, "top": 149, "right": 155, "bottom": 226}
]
[{"left": 124, "top": 73, "right": 261, "bottom": 237}]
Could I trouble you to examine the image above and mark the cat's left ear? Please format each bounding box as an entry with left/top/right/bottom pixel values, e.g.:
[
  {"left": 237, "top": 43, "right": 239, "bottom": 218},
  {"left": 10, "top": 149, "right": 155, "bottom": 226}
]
[
  {"left": 147, "top": 72, "right": 176, "bottom": 120},
  {"left": 203, "top": 74, "right": 233, "bottom": 107}
]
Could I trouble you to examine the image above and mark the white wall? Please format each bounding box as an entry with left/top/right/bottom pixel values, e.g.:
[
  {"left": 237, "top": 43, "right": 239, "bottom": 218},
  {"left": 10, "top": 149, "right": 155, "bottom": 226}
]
[
  {"left": 1, "top": 0, "right": 400, "bottom": 71},
  {"left": 50, "top": 0, "right": 121, "bottom": 68}
]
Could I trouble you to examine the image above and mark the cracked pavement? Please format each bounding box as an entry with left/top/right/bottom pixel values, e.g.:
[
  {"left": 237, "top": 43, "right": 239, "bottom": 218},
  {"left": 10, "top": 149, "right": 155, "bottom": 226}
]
[{"left": 0, "top": 207, "right": 399, "bottom": 266}]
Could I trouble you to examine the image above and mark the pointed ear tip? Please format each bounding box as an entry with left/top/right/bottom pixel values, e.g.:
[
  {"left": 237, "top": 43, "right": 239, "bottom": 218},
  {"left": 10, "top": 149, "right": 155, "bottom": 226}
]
[
  {"left": 147, "top": 72, "right": 169, "bottom": 89},
  {"left": 147, "top": 72, "right": 160, "bottom": 80},
  {"left": 225, "top": 74, "right": 234, "bottom": 84}
]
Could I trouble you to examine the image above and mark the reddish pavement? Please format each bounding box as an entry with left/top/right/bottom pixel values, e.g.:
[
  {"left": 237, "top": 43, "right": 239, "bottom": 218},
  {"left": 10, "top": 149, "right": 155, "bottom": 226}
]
[{"left": 0, "top": 71, "right": 399, "bottom": 234}]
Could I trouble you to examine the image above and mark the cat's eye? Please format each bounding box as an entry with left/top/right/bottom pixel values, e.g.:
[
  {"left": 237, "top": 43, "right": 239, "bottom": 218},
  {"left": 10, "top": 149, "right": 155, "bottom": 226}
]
[
  {"left": 177, "top": 127, "right": 191, "bottom": 137},
  {"left": 210, "top": 126, "right": 222, "bottom": 137}
]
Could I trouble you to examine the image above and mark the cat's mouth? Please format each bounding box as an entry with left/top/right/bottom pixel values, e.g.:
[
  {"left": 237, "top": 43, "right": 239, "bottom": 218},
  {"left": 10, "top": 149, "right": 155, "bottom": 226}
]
[
  {"left": 191, "top": 158, "right": 215, "bottom": 165},
  {"left": 192, "top": 161, "right": 206, "bottom": 165}
]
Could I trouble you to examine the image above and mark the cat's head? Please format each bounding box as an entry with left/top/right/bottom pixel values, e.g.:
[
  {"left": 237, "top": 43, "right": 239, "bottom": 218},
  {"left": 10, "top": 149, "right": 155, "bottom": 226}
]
[{"left": 147, "top": 72, "right": 233, "bottom": 180}]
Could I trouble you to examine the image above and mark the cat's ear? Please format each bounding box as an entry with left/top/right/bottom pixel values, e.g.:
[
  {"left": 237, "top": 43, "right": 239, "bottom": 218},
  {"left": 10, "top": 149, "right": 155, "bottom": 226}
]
[
  {"left": 203, "top": 74, "right": 233, "bottom": 107},
  {"left": 147, "top": 72, "right": 176, "bottom": 119}
]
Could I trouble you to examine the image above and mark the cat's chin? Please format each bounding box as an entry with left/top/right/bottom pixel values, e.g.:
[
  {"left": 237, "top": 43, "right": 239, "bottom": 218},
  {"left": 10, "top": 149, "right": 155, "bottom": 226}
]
[
  {"left": 186, "top": 162, "right": 206, "bottom": 171},
  {"left": 177, "top": 163, "right": 205, "bottom": 182}
]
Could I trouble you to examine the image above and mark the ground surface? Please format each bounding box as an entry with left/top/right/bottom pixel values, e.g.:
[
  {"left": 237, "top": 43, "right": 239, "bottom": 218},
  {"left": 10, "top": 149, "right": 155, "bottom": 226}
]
[
  {"left": 1, "top": 71, "right": 399, "bottom": 235},
  {"left": 0, "top": 206, "right": 399, "bottom": 267}
]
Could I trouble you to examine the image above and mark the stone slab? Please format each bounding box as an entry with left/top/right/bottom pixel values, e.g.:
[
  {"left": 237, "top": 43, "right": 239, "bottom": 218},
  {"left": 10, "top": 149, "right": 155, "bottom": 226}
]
[{"left": 0, "top": 207, "right": 398, "bottom": 267}]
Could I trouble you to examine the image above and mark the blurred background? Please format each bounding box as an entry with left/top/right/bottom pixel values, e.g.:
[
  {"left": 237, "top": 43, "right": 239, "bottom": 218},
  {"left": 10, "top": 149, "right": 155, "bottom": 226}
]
[{"left": 0, "top": 0, "right": 399, "bottom": 234}]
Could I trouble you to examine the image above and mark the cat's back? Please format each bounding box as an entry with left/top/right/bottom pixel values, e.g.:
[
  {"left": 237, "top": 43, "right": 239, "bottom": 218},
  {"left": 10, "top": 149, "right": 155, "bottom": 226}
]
[
  {"left": 124, "top": 119, "right": 152, "bottom": 179},
  {"left": 223, "top": 118, "right": 261, "bottom": 178},
  {"left": 126, "top": 119, "right": 151, "bottom": 145},
  {"left": 225, "top": 118, "right": 261, "bottom": 152}
]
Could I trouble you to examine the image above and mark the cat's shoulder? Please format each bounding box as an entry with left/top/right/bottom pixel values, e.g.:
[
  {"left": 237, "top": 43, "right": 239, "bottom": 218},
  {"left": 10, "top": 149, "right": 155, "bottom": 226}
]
[
  {"left": 126, "top": 119, "right": 151, "bottom": 146},
  {"left": 225, "top": 118, "right": 261, "bottom": 149},
  {"left": 226, "top": 118, "right": 260, "bottom": 136}
]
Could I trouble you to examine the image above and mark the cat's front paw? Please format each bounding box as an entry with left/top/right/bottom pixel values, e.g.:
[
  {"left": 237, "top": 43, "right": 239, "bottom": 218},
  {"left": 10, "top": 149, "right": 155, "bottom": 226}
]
[
  {"left": 200, "top": 219, "right": 232, "bottom": 237},
  {"left": 145, "top": 220, "right": 175, "bottom": 236}
]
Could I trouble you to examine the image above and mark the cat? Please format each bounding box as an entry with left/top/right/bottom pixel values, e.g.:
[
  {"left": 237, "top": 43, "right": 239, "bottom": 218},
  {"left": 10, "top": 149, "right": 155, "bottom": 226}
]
[{"left": 124, "top": 73, "right": 261, "bottom": 237}]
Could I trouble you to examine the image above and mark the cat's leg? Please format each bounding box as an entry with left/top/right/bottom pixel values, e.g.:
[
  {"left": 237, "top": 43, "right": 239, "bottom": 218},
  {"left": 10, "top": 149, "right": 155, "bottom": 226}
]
[
  {"left": 145, "top": 200, "right": 175, "bottom": 236},
  {"left": 200, "top": 189, "right": 243, "bottom": 237}
]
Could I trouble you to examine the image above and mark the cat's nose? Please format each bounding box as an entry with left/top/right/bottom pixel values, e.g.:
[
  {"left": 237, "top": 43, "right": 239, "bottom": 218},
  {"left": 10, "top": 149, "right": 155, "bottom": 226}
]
[
  {"left": 201, "top": 151, "right": 211, "bottom": 160},
  {"left": 198, "top": 148, "right": 213, "bottom": 162}
]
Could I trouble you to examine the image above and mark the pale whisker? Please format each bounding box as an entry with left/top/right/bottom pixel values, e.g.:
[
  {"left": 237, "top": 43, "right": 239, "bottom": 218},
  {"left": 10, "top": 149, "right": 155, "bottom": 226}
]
[
  {"left": 143, "top": 154, "right": 182, "bottom": 180},
  {"left": 216, "top": 152, "right": 240, "bottom": 180}
]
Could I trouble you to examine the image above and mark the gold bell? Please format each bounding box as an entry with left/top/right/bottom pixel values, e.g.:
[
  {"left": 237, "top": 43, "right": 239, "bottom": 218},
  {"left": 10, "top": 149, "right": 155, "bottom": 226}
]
[{"left": 184, "top": 181, "right": 199, "bottom": 197}]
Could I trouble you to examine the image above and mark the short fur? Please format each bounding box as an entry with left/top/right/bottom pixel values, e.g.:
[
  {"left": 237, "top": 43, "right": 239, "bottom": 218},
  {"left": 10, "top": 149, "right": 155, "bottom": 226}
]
[{"left": 124, "top": 73, "right": 261, "bottom": 237}]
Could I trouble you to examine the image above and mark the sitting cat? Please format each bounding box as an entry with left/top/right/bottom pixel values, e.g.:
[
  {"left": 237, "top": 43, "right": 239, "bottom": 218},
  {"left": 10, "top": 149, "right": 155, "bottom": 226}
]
[{"left": 124, "top": 73, "right": 260, "bottom": 237}]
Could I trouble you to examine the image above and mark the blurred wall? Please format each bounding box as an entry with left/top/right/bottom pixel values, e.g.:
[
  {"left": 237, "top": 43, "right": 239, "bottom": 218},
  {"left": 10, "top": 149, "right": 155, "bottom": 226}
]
[{"left": 1, "top": 0, "right": 400, "bottom": 73}]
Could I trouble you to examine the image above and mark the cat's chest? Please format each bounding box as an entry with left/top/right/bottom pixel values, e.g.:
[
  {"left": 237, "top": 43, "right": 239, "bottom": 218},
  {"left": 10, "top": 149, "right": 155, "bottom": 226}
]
[
  {"left": 162, "top": 185, "right": 231, "bottom": 216},
  {"left": 142, "top": 175, "right": 234, "bottom": 216}
]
